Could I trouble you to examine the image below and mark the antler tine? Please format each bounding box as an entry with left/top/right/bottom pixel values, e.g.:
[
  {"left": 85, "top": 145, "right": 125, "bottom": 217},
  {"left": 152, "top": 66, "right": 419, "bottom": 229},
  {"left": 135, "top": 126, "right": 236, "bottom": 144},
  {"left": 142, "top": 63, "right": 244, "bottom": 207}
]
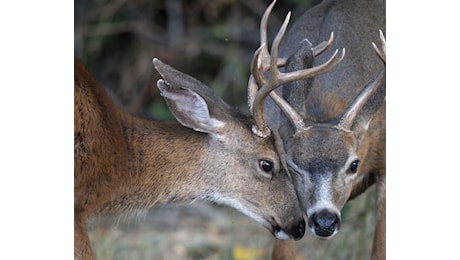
[
  {"left": 251, "top": 11, "right": 291, "bottom": 138},
  {"left": 312, "top": 32, "right": 334, "bottom": 56},
  {"left": 338, "top": 30, "right": 385, "bottom": 131},
  {"left": 248, "top": 45, "right": 266, "bottom": 114},
  {"left": 269, "top": 46, "right": 345, "bottom": 133},
  {"left": 337, "top": 69, "right": 385, "bottom": 131},
  {"left": 372, "top": 29, "right": 386, "bottom": 64},
  {"left": 269, "top": 90, "right": 307, "bottom": 131},
  {"left": 253, "top": 11, "right": 291, "bottom": 104},
  {"left": 259, "top": 0, "right": 275, "bottom": 62},
  {"left": 268, "top": 11, "right": 291, "bottom": 81},
  {"left": 279, "top": 47, "right": 345, "bottom": 86},
  {"left": 247, "top": 0, "right": 275, "bottom": 115},
  {"left": 247, "top": 0, "right": 289, "bottom": 116},
  {"left": 257, "top": 0, "right": 289, "bottom": 69}
]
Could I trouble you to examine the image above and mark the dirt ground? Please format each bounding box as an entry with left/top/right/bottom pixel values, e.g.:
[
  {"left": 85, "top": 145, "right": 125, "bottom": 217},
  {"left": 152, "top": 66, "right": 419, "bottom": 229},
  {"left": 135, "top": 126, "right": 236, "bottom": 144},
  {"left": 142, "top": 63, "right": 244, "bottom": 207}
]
[{"left": 88, "top": 185, "right": 376, "bottom": 260}]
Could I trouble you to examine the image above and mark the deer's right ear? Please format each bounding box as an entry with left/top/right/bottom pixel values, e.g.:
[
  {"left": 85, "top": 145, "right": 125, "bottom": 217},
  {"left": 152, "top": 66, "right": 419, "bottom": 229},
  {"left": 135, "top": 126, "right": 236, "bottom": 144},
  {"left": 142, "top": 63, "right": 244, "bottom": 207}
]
[{"left": 157, "top": 79, "right": 226, "bottom": 135}]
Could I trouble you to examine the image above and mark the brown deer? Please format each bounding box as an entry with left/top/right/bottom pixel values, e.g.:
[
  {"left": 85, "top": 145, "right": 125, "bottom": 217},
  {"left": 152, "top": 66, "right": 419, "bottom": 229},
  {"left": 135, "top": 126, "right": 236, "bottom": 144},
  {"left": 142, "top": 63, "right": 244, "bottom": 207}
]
[
  {"left": 74, "top": 56, "right": 306, "bottom": 259},
  {"left": 246, "top": 0, "right": 386, "bottom": 259},
  {"left": 74, "top": 16, "right": 344, "bottom": 257}
]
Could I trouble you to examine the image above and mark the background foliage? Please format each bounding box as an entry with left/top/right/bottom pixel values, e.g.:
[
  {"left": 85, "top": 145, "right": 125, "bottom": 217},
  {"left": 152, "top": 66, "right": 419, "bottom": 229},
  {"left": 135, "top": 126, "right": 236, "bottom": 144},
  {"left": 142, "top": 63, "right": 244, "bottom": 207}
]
[{"left": 75, "top": 0, "right": 319, "bottom": 119}]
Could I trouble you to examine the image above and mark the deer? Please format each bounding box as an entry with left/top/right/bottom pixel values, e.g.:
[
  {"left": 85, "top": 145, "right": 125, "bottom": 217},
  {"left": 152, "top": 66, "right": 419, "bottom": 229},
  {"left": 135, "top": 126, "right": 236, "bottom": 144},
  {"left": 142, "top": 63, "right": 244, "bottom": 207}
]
[
  {"left": 74, "top": 12, "right": 345, "bottom": 256},
  {"left": 246, "top": 0, "right": 386, "bottom": 259},
  {"left": 74, "top": 56, "right": 306, "bottom": 259}
]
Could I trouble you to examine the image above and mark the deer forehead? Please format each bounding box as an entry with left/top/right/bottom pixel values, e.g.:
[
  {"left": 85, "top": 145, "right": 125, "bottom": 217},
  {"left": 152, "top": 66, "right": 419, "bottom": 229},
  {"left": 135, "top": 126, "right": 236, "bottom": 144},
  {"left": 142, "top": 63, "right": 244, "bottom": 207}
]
[
  {"left": 289, "top": 126, "right": 357, "bottom": 168},
  {"left": 213, "top": 126, "right": 279, "bottom": 160}
]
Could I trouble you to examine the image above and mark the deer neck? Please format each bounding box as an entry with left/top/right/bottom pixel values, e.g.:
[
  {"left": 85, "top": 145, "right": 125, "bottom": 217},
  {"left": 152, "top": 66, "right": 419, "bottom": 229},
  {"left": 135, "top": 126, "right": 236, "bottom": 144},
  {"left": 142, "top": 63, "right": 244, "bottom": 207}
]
[{"left": 94, "top": 111, "right": 213, "bottom": 215}]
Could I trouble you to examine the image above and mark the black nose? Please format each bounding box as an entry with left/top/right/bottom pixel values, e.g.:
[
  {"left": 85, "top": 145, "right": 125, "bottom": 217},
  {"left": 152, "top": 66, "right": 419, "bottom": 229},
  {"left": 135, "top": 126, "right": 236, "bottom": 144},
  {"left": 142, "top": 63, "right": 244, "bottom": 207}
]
[
  {"left": 292, "top": 219, "right": 306, "bottom": 240},
  {"left": 309, "top": 210, "right": 339, "bottom": 237}
]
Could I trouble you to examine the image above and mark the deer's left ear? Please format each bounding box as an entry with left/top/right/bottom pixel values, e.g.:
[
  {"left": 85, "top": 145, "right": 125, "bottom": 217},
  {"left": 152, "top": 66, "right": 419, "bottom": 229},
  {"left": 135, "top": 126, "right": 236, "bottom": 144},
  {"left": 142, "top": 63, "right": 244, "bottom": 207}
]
[
  {"left": 157, "top": 79, "right": 226, "bottom": 134},
  {"left": 154, "top": 58, "right": 233, "bottom": 139}
]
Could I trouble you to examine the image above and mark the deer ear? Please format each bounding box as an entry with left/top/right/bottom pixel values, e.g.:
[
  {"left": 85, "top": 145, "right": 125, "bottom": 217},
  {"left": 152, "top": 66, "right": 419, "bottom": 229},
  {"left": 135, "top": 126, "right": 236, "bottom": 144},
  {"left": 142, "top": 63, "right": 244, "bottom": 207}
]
[{"left": 157, "top": 79, "right": 226, "bottom": 135}]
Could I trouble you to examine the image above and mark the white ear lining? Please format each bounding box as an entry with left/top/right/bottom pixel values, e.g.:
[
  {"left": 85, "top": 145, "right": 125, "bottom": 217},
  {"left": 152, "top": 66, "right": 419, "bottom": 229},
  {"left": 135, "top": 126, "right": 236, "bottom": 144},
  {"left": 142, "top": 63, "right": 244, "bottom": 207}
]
[{"left": 158, "top": 79, "right": 226, "bottom": 135}]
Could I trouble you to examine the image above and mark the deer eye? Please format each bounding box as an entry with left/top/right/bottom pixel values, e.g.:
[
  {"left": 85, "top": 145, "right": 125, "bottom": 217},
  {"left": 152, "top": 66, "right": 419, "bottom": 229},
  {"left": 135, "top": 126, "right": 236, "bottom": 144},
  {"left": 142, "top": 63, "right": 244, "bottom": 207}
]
[
  {"left": 259, "top": 160, "right": 274, "bottom": 176},
  {"left": 348, "top": 160, "right": 360, "bottom": 174}
]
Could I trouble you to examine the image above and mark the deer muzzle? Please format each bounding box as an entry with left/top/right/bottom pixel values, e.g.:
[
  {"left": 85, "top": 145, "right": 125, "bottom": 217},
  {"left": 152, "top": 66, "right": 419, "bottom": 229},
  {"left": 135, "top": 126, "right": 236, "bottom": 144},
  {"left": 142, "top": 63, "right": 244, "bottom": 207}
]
[
  {"left": 273, "top": 218, "right": 306, "bottom": 241},
  {"left": 308, "top": 209, "right": 340, "bottom": 239}
]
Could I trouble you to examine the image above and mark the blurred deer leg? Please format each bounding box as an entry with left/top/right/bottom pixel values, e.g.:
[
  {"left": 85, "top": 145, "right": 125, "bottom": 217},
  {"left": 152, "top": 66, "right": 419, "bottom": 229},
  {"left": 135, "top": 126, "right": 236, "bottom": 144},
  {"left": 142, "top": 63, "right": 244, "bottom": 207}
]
[
  {"left": 371, "top": 174, "right": 386, "bottom": 260},
  {"left": 272, "top": 238, "right": 296, "bottom": 260},
  {"left": 74, "top": 215, "right": 93, "bottom": 260}
]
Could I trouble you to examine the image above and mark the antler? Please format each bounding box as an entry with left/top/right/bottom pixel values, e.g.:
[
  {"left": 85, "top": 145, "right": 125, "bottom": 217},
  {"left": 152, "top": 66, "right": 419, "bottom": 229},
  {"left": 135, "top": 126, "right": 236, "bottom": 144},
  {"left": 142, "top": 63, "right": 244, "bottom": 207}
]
[
  {"left": 248, "top": 0, "right": 345, "bottom": 137},
  {"left": 338, "top": 30, "right": 386, "bottom": 130},
  {"left": 372, "top": 29, "right": 386, "bottom": 64}
]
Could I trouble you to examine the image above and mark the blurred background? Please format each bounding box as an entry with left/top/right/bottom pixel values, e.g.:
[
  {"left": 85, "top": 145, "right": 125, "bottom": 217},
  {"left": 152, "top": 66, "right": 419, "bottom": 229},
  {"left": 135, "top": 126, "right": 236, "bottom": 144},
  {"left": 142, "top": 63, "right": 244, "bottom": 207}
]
[{"left": 75, "top": 0, "right": 378, "bottom": 259}]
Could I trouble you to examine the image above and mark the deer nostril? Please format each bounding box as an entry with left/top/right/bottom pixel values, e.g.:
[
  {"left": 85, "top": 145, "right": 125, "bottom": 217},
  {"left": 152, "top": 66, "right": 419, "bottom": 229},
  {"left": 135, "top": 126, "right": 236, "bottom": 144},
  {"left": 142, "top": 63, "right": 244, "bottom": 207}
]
[
  {"left": 314, "top": 211, "right": 337, "bottom": 226},
  {"left": 294, "top": 219, "right": 306, "bottom": 240},
  {"left": 309, "top": 210, "right": 339, "bottom": 238},
  {"left": 285, "top": 219, "right": 306, "bottom": 241}
]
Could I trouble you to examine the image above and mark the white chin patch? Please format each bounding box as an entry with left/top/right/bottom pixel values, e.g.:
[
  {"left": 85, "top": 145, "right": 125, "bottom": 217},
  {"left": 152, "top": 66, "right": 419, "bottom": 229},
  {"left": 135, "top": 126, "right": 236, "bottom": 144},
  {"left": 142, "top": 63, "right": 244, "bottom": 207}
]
[{"left": 275, "top": 230, "right": 291, "bottom": 240}]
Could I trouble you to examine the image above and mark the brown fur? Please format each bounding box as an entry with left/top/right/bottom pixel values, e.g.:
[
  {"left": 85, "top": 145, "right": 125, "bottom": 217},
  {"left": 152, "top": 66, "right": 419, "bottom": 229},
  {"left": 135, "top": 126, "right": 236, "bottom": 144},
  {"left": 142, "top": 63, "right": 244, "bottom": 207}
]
[{"left": 74, "top": 58, "right": 306, "bottom": 259}]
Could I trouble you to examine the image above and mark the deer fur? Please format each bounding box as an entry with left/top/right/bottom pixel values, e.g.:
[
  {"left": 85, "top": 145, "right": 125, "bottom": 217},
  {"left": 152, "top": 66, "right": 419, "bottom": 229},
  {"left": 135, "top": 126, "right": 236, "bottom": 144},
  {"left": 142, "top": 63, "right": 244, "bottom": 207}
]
[{"left": 74, "top": 57, "right": 306, "bottom": 259}]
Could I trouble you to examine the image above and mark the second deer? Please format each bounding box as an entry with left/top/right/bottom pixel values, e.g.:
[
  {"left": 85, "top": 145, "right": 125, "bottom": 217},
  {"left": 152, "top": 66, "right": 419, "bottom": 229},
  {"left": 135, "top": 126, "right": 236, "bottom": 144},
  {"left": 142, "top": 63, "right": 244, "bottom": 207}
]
[{"left": 247, "top": 0, "right": 386, "bottom": 259}]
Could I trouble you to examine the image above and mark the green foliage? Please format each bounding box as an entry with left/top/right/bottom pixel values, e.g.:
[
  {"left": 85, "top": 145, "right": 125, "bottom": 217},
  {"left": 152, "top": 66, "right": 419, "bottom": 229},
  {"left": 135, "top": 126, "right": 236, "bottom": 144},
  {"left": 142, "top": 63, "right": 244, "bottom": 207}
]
[{"left": 149, "top": 99, "right": 174, "bottom": 121}]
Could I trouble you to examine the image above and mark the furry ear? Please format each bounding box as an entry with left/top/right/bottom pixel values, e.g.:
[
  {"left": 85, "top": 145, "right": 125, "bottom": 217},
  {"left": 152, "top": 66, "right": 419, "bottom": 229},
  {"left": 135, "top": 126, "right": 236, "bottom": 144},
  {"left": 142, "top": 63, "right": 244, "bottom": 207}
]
[
  {"left": 154, "top": 58, "right": 232, "bottom": 137},
  {"left": 157, "top": 79, "right": 225, "bottom": 134}
]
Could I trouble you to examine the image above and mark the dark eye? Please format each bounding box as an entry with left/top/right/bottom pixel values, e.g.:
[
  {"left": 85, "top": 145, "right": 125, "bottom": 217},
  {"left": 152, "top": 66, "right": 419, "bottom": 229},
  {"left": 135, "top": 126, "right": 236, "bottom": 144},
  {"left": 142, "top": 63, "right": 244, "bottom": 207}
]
[
  {"left": 259, "top": 160, "right": 274, "bottom": 173},
  {"left": 349, "top": 160, "right": 360, "bottom": 174}
]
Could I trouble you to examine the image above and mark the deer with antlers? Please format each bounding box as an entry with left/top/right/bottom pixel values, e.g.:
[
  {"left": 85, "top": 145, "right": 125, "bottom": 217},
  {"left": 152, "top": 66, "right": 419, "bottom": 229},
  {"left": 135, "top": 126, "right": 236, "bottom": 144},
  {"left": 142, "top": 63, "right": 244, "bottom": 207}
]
[{"left": 247, "top": 0, "right": 386, "bottom": 259}]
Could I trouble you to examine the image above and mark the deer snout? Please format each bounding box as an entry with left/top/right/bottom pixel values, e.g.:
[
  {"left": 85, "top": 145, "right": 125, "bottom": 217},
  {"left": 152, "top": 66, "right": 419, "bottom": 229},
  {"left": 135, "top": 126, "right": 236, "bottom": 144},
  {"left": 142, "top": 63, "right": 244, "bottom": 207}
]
[
  {"left": 273, "top": 218, "right": 306, "bottom": 241},
  {"left": 308, "top": 209, "right": 340, "bottom": 238},
  {"left": 290, "top": 218, "right": 306, "bottom": 240}
]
